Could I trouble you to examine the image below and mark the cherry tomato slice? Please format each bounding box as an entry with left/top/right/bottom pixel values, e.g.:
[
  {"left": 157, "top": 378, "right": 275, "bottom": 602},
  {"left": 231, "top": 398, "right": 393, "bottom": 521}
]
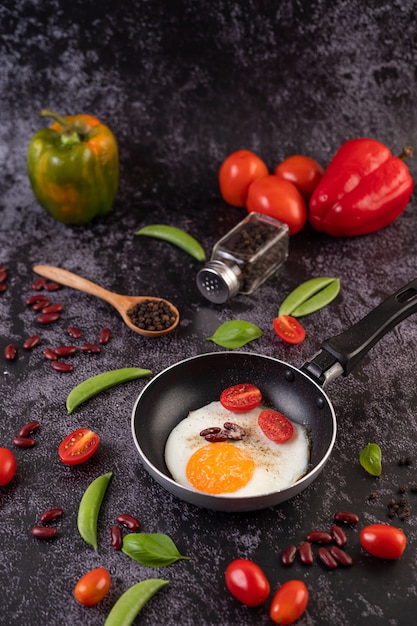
[
  {"left": 258, "top": 409, "right": 294, "bottom": 443},
  {"left": 360, "top": 523, "right": 407, "bottom": 560},
  {"left": 219, "top": 150, "right": 269, "bottom": 207},
  {"left": 274, "top": 155, "right": 324, "bottom": 201},
  {"left": 270, "top": 580, "right": 309, "bottom": 625},
  {"left": 220, "top": 383, "right": 262, "bottom": 413},
  {"left": 74, "top": 567, "right": 111, "bottom": 606},
  {"left": 273, "top": 315, "right": 306, "bottom": 344},
  {"left": 0, "top": 447, "right": 17, "bottom": 486},
  {"left": 58, "top": 427, "right": 100, "bottom": 465},
  {"left": 225, "top": 558, "right": 270, "bottom": 607}
]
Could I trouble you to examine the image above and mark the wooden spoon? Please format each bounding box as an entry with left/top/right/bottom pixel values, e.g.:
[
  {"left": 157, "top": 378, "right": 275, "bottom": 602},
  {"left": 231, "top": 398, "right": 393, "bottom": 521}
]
[{"left": 33, "top": 264, "right": 179, "bottom": 337}]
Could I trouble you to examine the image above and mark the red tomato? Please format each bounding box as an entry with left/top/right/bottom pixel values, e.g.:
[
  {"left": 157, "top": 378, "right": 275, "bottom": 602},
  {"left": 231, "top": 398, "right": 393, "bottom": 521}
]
[
  {"left": 0, "top": 447, "right": 17, "bottom": 486},
  {"left": 274, "top": 155, "right": 324, "bottom": 200},
  {"left": 270, "top": 580, "right": 309, "bottom": 625},
  {"left": 273, "top": 316, "right": 306, "bottom": 344},
  {"left": 360, "top": 524, "right": 407, "bottom": 560},
  {"left": 58, "top": 427, "right": 100, "bottom": 465},
  {"left": 220, "top": 383, "right": 262, "bottom": 412},
  {"left": 246, "top": 175, "right": 307, "bottom": 235},
  {"left": 219, "top": 150, "right": 269, "bottom": 207},
  {"left": 225, "top": 558, "right": 270, "bottom": 607},
  {"left": 258, "top": 410, "right": 294, "bottom": 443},
  {"left": 74, "top": 567, "right": 111, "bottom": 606}
]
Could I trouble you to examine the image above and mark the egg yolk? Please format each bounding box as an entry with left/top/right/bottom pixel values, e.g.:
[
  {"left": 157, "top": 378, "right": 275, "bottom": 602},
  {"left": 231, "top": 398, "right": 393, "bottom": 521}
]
[{"left": 186, "top": 442, "right": 255, "bottom": 495}]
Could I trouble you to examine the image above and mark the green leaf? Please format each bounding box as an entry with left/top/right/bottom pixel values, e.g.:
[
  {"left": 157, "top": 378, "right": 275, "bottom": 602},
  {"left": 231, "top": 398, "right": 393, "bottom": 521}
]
[
  {"left": 122, "top": 533, "right": 190, "bottom": 567},
  {"left": 104, "top": 579, "right": 169, "bottom": 626},
  {"left": 359, "top": 443, "right": 382, "bottom": 476},
  {"left": 206, "top": 320, "right": 263, "bottom": 349},
  {"left": 279, "top": 277, "right": 341, "bottom": 317}
]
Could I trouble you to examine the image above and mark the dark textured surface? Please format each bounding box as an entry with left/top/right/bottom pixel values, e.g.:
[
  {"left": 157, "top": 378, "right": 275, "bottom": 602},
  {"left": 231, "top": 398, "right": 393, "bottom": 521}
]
[{"left": 1, "top": 1, "right": 417, "bottom": 624}]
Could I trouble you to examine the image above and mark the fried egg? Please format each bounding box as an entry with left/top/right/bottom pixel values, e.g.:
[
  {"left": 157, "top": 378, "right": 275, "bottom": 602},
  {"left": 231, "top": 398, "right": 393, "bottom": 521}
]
[{"left": 164, "top": 401, "right": 310, "bottom": 497}]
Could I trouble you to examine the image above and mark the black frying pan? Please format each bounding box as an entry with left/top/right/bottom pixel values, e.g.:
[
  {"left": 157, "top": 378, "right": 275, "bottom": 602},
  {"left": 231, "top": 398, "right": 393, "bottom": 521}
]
[{"left": 131, "top": 279, "right": 417, "bottom": 512}]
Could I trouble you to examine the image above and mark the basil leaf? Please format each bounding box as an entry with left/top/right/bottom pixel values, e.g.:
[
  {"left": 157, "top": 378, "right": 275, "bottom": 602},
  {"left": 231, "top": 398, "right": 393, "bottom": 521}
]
[
  {"left": 359, "top": 443, "right": 382, "bottom": 476},
  {"left": 122, "top": 533, "right": 190, "bottom": 567},
  {"left": 206, "top": 320, "right": 263, "bottom": 349},
  {"left": 279, "top": 277, "right": 341, "bottom": 317}
]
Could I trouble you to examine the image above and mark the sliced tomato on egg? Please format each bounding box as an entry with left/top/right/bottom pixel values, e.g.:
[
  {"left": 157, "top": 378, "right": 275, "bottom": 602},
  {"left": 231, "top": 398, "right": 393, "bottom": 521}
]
[
  {"left": 58, "top": 427, "right": 100, "bottom": 465},
  {"left": 258, "top": 409, "right": 294, "bottom": 443},
  {"left": 273, "top": 315, "right": 305, "bottom": 344},
  {"left": 220, "top": 383, "right": 262, "bottom": 412}
]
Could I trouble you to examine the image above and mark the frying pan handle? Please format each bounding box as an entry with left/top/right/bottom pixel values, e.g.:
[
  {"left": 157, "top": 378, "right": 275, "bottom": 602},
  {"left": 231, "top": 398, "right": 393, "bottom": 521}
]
[{"left": 302, "top": 278, "right": 417, "bottom": 386}]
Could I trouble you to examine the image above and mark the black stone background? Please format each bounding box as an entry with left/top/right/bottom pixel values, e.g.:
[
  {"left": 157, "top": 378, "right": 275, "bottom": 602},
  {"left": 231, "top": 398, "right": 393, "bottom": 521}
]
[{"left": 1, "top": 0, "right": 417, "bottom": 624}]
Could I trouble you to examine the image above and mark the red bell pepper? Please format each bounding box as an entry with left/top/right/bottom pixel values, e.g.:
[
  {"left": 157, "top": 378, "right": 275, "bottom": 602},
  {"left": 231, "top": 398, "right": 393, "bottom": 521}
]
[{"left": 309, "top": 138, "right": 414, "bottom": 236}]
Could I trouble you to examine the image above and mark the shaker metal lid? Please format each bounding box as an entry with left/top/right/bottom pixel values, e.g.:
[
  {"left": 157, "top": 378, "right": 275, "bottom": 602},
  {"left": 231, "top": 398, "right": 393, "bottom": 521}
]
[{"left": 196, "top": 260, "right": 241, "bottom": 304}]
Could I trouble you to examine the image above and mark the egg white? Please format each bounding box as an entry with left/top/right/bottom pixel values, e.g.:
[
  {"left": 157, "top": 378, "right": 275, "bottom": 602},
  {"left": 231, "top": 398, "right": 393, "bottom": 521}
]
[{"left": 164, "top": 400, "right": 310, "bottom": 497}]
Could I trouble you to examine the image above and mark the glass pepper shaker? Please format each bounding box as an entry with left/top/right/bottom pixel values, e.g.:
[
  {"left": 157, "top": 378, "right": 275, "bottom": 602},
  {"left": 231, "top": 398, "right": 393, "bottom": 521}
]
[{"left": 196, "top": 212, "right": 289, "bottom": 304}]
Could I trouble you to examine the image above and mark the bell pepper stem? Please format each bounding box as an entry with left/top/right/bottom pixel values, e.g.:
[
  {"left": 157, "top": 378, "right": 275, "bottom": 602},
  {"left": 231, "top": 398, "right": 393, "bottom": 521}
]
[
  {"left": 40, "top": 109, "right": 81, "bottom": 146},
  {"left": 399, "top": 145, "right": 414, "bottom": 161}
]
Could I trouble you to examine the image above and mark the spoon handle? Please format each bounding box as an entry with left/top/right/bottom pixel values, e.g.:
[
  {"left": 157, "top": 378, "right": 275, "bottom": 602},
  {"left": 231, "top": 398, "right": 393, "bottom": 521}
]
[{"left": 33, "top": 265, "right": 120, "bottom": 307}]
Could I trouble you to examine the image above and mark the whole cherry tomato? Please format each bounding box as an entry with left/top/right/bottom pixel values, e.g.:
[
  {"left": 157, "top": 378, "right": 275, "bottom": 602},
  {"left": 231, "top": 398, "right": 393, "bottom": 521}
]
[
  {"left": 220, "top": 383, "right": 262, "bottom": 412},
  {"left": 219, "top": 150, "right": 269, "bottom": 207},
  {"left": 360, "top": 523, "right": 407, "bottom": 560},
  {"left": 225, "top": 558, "right": 270, "bottom": 607},
  {"left": 246, "top": 175, "right": 307, "bottom": 235},
  {"left": 273, "top": 315, "right": 306, "bottom": 344},
  {"left": 274, "top": 155, "right": 324, "bottom": 200},
  {"left": 74, "top": 567, "right": 111, "bottom": 606},
  {"left": 270, "top": 580, "right": 309, "bottom": 625},
  {"left": 0, "top": 448, "right": 17, "bottom": 486},
  {"left": 58, "top": 427, "right": 100, "bottom": 465}
]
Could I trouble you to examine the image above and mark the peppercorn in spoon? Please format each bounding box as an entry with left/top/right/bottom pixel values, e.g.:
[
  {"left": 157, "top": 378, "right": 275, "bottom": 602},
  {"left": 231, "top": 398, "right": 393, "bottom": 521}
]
[{"left": 32, "top": 264, "right": 179, "bottom": 337}]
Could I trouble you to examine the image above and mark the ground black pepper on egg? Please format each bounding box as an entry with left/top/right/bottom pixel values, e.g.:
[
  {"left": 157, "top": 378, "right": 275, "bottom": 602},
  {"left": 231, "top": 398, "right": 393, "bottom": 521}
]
[{"left": 127, "top": 299, "right": 176, "bottom": 331}]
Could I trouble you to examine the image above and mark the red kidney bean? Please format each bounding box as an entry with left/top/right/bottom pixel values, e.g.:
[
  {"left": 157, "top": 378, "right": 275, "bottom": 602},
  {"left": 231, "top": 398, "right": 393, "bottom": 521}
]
[
  {"left": 299, "top": 541, "right": 314, "bottom": 565},
  {"left": 110, "top": 525, "right": 123, "bottom": 550},
  {"left": 54, "top": 345, "right": 77, "bottom": 356},
  {"left": 13, "top": 436, "right": 36, "bottom": 448},
  {"left": 51, "top": 361, "right": 73, "bottom": 372},
  {"left": 116, "top": 513, "right": 141, "bottom": 531},
  {"left": 281, "top": 544, "right": 297, "bottom": 566},
  {"left": 80, "top": 343, "right": 100, "bottom": 353},
  {"left": 4, "top": 344, "right": 17, "bottom": 360},
  {"left": 40, "top": 508, "right": 64, "bottom": 523},
  {"left": 66, "top": 326, "right": 82, "bottom": 338},
  {"left": 0, "top": 269, "right": 7, "bottom": 282},
  {"left": 331, "top": 524, "right": 347, "bottom": 547},
  {"left": 18, "top": 420, "right": 40, "bottom": 437},
  {"left": 44, "top": 281, "right": 61, "bottom": 291},
  {"left": 329, "top": 545, "right": 353, "bottom": 566},
  {"left": 37, "top": 312, "right": 60, "bottom": 324},
  {"left": 99, "top": 327, "right": 111, "bottom": 345},
  {"left": 31, "top": 277, "right": 47, "bottom": 290},
  {"left": 26, "top": 294, "right": 49, "bottom": 305},
  {"left": 42, "top": 303, "right": 63, "bottom": 314},
  {"left": 318, "top": 547, "right": 338, "bottom": 569},
  {"left": 306, "top": 530, "right": 333, "bottom": 543},
  {"left": 43, "top": 348, "right": 58, "bottom": 361},
  {"left": 32, "top": 298, "right": 51, "bottom": 311},
  {"left": 0, "top": 283, "right": 7, "bottom": 292},
  {"left": 31, "top": 526, "right": 57, "bottom": 539},
  {"left": 23, "top": 334, "right": 41, "bottom": 350},
  {"left": 333, "top": 511, "right": 359, "bottom": 525}
]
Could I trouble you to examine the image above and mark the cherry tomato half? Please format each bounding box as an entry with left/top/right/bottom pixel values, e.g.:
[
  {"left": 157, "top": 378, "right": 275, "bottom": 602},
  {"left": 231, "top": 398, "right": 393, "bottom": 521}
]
[
  {"left": 246, "top": 175, "right": 307, "bottom": 235},
  {"left": 219, "top": 150, "right": 269, "bottom": 207},
  {"left": 0, "top": 447, "right": 17, "bottom": 486},
  {"left": 74, "top": 567, "right": 111, "bottom": 606},
  {"left": 274, "top": 155, "right": 324, "bottom": 201},
  {"left": 225, "top": 558, "right": 270, "bottom": 607},
  {"left": 270, "top": 580, "right": 309, "bottom": 625},
  {"left": 360, "top": 523, "right": 407, "bottom": 560},
  {"left": 273, "top": 316, "right": 306, "bottom": 344},
  {"left": 258, "top": 410, "right": 294, "bottom": 443},
  {"left": 58, "top": 427, "right": 100, "bottom": 465},
  {"left": 220, "top": 383, "right": 262, "bottom": 413}
]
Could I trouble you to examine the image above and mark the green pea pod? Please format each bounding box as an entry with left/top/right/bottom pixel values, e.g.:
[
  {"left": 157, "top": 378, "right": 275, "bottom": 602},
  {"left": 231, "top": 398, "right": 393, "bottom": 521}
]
[
  {"left": 77, "top": 471, "right": 112, "bottom": 550},
  {"left": 135, "top": 224, "right": 206, "bottom": 261},
  {"left": 359, "top": 443, "right": 382, "bottom": 476},
  {"left": 66, "top": 367, "right": 152, "bottom": 414},
  {"left": 279, "top": 277, "right": 341, "bottom": 317},
  {"left": 104, "top": 579, "right": 169, "bottom": 626},
  {"left": 206, "top": 320, "right": 263, "bottom": 349}
]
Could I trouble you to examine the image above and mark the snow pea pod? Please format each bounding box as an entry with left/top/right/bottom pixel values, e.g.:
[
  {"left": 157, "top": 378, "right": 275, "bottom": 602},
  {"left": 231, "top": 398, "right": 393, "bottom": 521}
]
[
  {"left": 66, "top": 367, "right": 152, "bottom": 414},
  {"left": 77, "top": 471, "right": 112, "bottom": 550},
  {"left": 104, "top": 579, "right": 169, "bottom": 626},
  {"left": 279, "top": 277, "right": 340, "bottom": 317},
  {"left": 135, "top": 224, "right": 206, "bottom": 261}
]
